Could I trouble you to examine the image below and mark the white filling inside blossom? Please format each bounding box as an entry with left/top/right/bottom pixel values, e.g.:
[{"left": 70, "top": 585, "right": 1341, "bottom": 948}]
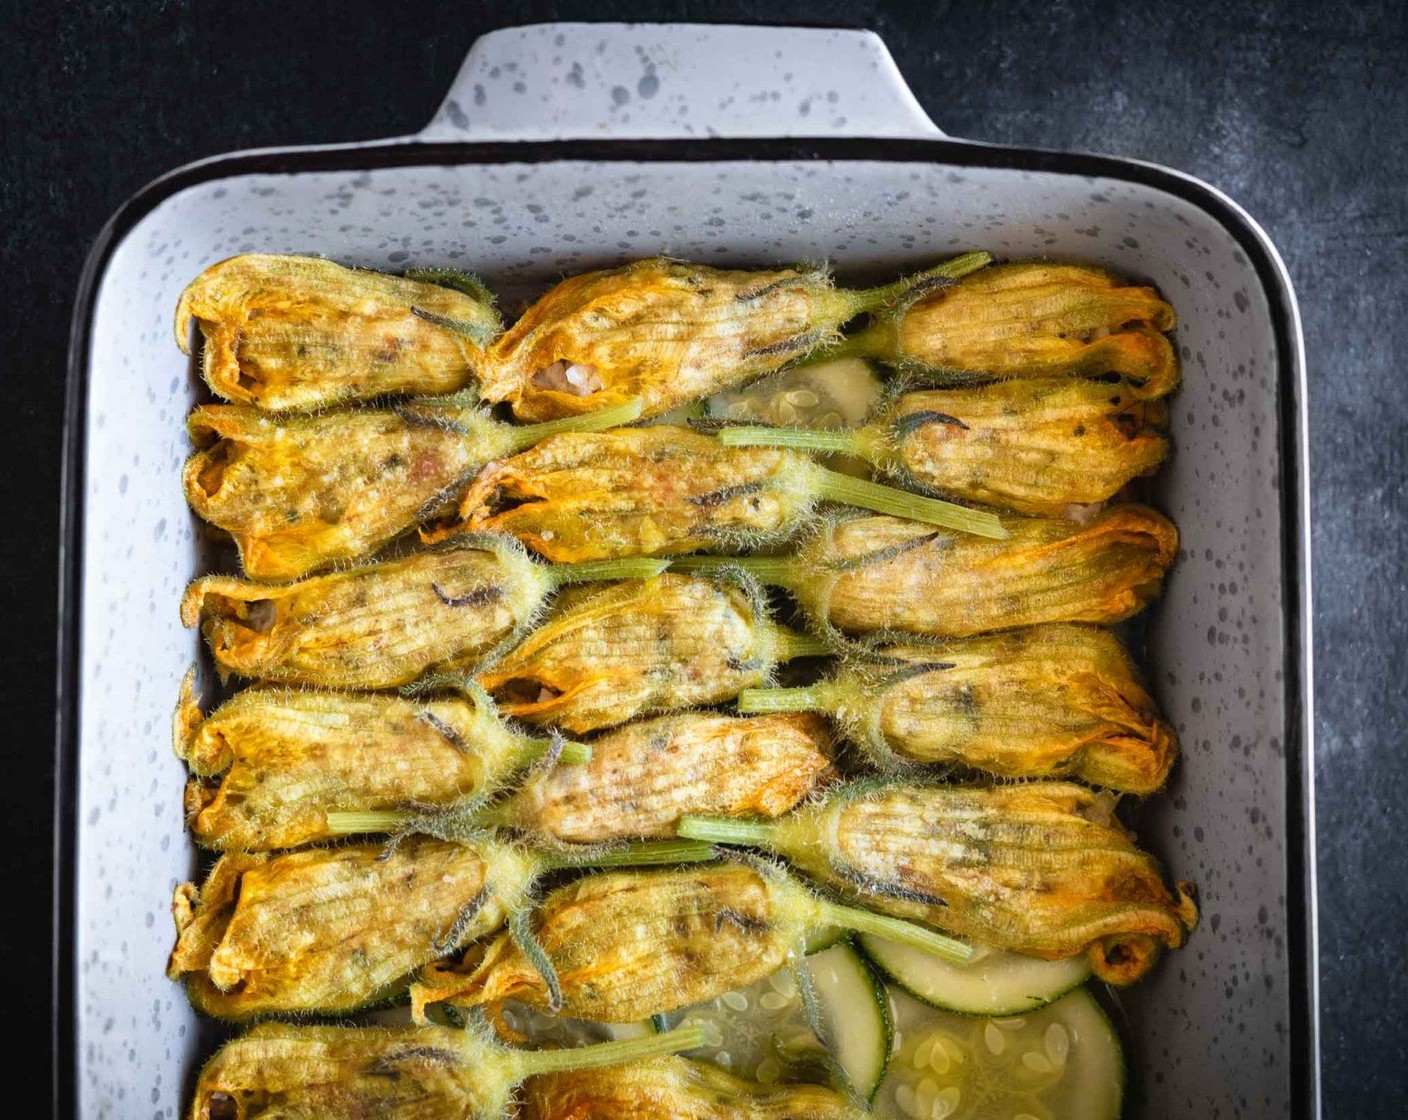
[{"left": 533, "top": 359, "right": 605, "bottom": 396}]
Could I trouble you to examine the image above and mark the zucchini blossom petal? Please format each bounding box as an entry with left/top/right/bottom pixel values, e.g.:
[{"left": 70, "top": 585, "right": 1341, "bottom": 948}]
[
  {"left": 174, "top": 670, "right": 576, "bottom": 851},
  {"left": 721, "top": 377, "right": 1169, "bottom": 518},
  {"left": 854, "top": 261, "right": 1178, "bottom": 397},
  {"left": 490, "top": 710, "right": 835, "bottom": 842},
  {"left": 680, "top": 780, "right": 1199, "bottom": 985},
  {"left": 521, "top": 1055, "right": 863, "bottom": 1120},
  {"left": 180, "top": 535, "right": 665, "bottom": 689},
  {"left": 739, "top": 624, "right": 1175, "bottom": 792},
  {"left": 184, "top": 397, "right": 643, "bottom": 579},
  {"left": 188, "top": 1020, "right": 704, "bottom": 1120},
  {"left": 175, "top": 254, "right": 500, "bottom": 410},
  {"left": 454, "top": 424, "right": 1000, "bottom": 563},
  {"left": 477, "top": 573, "right": 827, "bottom": 733},
  {"left": 412, "top": 863, "right": 968, "bottom": 1023}
]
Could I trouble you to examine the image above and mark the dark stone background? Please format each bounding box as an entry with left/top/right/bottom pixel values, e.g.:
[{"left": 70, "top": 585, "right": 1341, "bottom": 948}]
[{"left": 3, "top": 1, "right": 1403, "bottom": 1113}]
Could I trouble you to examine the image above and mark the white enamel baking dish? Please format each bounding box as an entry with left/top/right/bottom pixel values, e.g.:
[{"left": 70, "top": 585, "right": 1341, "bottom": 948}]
[{"left": 56, "top": 22, "right": 1316, "bottom": 1119}]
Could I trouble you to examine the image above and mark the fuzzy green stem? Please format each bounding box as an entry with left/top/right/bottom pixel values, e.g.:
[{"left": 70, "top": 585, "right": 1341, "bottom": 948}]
[
  {"left": 515, "top": 1024, "right": 707, "bottom": 1077},
  {"left": 473, "top": 800, "right": 516, "bottom": 831},
  {"left": 504, "top": 397, "right": 645, "bottom": 453},
  {"left": 503, "top": 726, "right": 594, "bottom": 770},
  {"left": 819, "top": 901, "right": 974, "bottom": 964},
  {"left": 677, "top": 814, "right": 780, "bottom": 847},
  {"left": 814, "top": 467, "right": 1007, "bottom": 539},
  {"left": 813, "top": 252, "right": 992, "bottom": 367},
  {"left": 535, "top": 736, "right": 592, "bottom": 766},
  {"left": 547, "top": 557, "right": 670, "bottom": 585},
  {"left": 668, "top": 555, "right": 796, "bottom": 587},
  {"left": 770, "top": 626, "right": 830, "bottom": 662},
  {"left": 509, "top": 905, "right": 563, "bottom": 1010},
  {"left": 325, "top": 810, "right": 416, "bottom": 836},
  {"left": 534, "top": 838, "right": 719, "bottom": 873},
  {"left": 854, "top": 251, "right": 993, "bottom": 312},
  {"left": 737, "top": 685, "right": 824, "bottom": 714},
  {"left": 717, "top": 426, "right": 862, "bottom": 456},
  {"left": 804, "top": 323, "right": 890, "bottom": 365}
]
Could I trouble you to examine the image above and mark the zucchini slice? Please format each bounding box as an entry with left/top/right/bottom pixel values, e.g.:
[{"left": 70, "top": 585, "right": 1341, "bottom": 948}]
[
  {"left": 671, "top": 941, "right": 891, "bottom": 1099},
  {"left": 875, "top": 986, "right": 1124, "bottom": 1120},
  {"left": 861, "top": 935, "right": 1092, "bottom": 1016},
  {"left": 808, "top": 941, "right": 893, "bottom": 1100}
]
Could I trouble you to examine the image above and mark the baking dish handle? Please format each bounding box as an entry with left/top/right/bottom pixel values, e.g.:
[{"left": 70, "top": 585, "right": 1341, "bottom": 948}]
[{"left": 419, "top": 23, "right": 943, "bottom": 142}]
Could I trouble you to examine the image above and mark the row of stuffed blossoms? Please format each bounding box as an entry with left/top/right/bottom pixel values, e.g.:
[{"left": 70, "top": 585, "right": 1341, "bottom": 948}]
[
  {"left": 178, "top": 251, "right": 1177, "bottom": 415},
  {"left": 169, "top": 793, "right": 1195, "bottom": 1035},
  {"left": 171, "top": 250, "right": 1192, "bottom": 1119},
  {"left": 175, "top": 617, "right": 1176, "bottom": 858},
  {"left": 178, "top": 506, "right": 1177, "bottom": 740},
  {"left": 179, "top": 251, "right": 1178, "bottom": 581}
]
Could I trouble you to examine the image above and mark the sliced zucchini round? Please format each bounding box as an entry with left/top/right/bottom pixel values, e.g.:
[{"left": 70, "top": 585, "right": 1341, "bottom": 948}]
[
  {"left": 669, "top": 941, "right": 891, "bottom": 1099},
  {"left": 807, "top": 941, "right": 893, "bottom": 1100},
  {"left": 498, "top": 1000, "right": 656, "bottom": 1047},
  {"left": 874, "top": 986, "right": 1124, "bottom": 1120},
  {"left": 860, "top": 935, "right": 1092, "bottom": 1016}
]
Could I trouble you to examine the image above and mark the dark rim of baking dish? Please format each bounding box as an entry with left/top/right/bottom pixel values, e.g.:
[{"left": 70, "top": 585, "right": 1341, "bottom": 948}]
[{"left": 55, "top": 135, "right": 1314, "bottom": 1119}]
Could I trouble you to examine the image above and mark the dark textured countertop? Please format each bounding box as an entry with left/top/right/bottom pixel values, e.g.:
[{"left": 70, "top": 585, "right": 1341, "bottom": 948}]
[{"left": 4, "top": 2, "right": 1403, "bottom": 1114}]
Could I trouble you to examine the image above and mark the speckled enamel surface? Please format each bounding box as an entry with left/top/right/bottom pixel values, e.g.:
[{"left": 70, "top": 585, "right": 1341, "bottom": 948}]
[
  {"left": 72, "top": 24, "right": 1301, "bottom": 1120},
  {"left": 420, "top": 24, "right": 943, "bottom": 140}
]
